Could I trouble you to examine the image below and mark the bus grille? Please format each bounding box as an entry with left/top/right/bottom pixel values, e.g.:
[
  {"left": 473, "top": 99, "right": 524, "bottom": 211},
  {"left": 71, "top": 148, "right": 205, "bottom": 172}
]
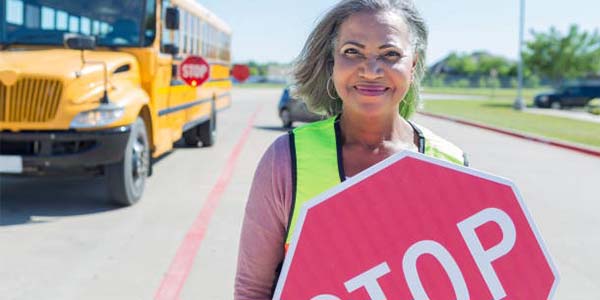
[{"left": 0, "top": 78, "right": 63, "bottom": 123}]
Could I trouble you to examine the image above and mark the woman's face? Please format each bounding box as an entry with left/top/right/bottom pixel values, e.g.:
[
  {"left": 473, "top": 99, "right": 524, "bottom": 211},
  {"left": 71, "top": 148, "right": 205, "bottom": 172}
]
[{"left": 332, "top": 10, "right": 417, "bottom": 117}]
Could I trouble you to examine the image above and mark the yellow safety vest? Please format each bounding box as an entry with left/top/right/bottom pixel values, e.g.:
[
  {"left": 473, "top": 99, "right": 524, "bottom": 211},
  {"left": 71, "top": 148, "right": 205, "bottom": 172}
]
[{"left": 284, "top": 115, "right": 468, "bottom": 251}]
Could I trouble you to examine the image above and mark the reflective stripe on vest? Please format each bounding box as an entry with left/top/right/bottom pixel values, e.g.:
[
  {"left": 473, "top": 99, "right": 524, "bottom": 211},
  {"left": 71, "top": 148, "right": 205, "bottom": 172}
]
[{"left": 284, "top": 115, "right": 467, "bottom": 251}]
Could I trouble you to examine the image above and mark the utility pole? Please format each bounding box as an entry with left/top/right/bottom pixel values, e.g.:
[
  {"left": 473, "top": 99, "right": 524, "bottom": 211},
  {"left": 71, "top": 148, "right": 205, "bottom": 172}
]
[{"left": 513, "top": 0, "right": 526, "bottom": 110}]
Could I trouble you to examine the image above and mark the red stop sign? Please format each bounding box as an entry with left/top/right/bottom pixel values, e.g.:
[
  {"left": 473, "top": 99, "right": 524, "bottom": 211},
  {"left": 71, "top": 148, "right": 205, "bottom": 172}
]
[
  {"left": 179, "top": 56, "right": 210, "bottom": 87},
  {"left": 274, "top": 152, "right": 558, "bottom": 300},
  {"left": 231, "top": 64, "right": 250, "bottom": 82}
]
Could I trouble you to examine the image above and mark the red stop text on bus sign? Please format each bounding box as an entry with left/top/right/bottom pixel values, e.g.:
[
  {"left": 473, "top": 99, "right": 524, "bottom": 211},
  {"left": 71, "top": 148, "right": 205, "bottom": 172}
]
[
  {"left": 231, "top": 64, "right": 250, "bottom": 82},
  {"left": 274, "top": 152, "right": 559, "bottom": 300},
  {"left": 179, "top": 56, "right": 210, "bottom": 87}
]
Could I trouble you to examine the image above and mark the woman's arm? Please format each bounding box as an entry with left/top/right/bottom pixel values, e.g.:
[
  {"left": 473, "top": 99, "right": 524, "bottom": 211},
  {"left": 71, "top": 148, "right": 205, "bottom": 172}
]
[{"left": 235, "top": 135, "right": 292, "bottom": 300}]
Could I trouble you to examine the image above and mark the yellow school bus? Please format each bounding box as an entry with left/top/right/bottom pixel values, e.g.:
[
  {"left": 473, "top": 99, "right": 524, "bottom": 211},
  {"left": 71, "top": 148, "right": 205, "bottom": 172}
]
[{"left": 0, "top": 0, "right": 233, "bottom": 205}]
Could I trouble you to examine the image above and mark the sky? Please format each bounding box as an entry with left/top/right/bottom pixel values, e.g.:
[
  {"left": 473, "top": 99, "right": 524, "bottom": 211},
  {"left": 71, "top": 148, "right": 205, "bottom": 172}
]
[{"left": 198, "top": 0, "right": 599, "bottom": 66}]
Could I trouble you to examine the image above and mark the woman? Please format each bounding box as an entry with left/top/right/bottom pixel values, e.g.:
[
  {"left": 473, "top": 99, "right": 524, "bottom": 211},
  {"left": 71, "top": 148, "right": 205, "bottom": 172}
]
[{"left": 235, "top": 0, "right": 467, "bottom": 298}]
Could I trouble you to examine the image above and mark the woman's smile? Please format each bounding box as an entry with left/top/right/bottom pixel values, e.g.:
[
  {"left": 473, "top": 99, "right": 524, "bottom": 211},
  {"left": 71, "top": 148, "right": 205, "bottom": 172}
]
[{"left": 353, "top": 84, "right": 391, "bottom": 97}]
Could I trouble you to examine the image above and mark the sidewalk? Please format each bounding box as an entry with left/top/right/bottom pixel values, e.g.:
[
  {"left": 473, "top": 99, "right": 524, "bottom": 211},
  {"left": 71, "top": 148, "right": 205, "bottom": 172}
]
[
  {"left": 418, "top": 111, "right": 600, "bottom": 158},
  {"left": 525, "top": 107, "right": 600, "bottom": 124},
  {"left": 421, "top": 93, "right": 487, "bottom": 101},
  {"left": 422, "top": 93, "right": 600, "bottom": 124}
]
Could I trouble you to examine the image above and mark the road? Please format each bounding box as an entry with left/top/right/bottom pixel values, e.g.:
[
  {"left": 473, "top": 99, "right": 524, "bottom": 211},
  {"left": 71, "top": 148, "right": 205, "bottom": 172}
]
[{"left": 1, "top": 88, "right": 599, "bottom": 299}]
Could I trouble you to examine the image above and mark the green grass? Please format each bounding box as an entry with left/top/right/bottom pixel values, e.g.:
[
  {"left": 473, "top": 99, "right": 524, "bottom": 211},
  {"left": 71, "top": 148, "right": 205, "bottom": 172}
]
[
  {"left": 421, "top": 99, "right": 600, "bottom": 148},
  {"left": 234, "top": 83, "right": 287, "bottom": 89},
  {"left": 422, "top": 86, "right": 550, "bottom": 101}
]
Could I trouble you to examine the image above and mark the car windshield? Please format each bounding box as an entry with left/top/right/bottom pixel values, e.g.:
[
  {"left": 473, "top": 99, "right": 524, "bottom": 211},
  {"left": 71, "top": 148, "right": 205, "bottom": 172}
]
[{"left": 1, "top": 0, "right": 155, "bottom": 48}]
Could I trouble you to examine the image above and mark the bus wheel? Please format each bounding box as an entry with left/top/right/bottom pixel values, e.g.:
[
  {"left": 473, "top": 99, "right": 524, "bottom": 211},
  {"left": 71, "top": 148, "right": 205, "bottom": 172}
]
[
  {"left": 183, "top": 126, "right": 201, "bottom": 146},
  {"left": 199, "top": 110, "right": 216, "bottom": 147},
  {"left": 106, "top": 117, "right": 150, "bottom": 206}
]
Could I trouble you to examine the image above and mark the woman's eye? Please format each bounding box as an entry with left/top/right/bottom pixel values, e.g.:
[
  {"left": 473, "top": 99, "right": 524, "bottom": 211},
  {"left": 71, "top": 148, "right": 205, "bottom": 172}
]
[
  {"left": 384, "top": 51, "right": 402, "bottom": 58},
  {"left": 343, "top": 48, "right": 360, "bottom": 56}
]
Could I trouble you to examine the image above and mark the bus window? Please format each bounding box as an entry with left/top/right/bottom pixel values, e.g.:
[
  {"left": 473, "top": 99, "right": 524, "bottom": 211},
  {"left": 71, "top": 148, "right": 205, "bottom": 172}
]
[
  {"left": 202, "top": 22, "right": 207, "bottom": 56},
  {"left": 192, "top": 16, "right": 198, "bottom": 55},
  {"left": 180, "top": 10, "right": 186, "bottom": 53},
  {"left": 185, "top": 11, "right": 190, "bottom": 53},
  {"left": 143, "top": 0, "right": 156, "bottom": 46},
  {"left": 56, "top": 10, "right": 67, "bottom": 30},
  {"left": 7, "top": 0, "right": 24, "bottom": 25},
  {"left": 92, "top": 20, "right": 100, "bottom": 35},
  {"left": 24, "top": 3, "right": 40, "bottom": 29},
  {"left": 68, "top": 15, "right": 78, "bottom": 33},
  {"left": 80, "top": 17, "right": 91, "bottom": 35},
  {"left": 41, "top": 6, "right": 55, "bottom": 30},
  {"left": 100, "top": 22, "right": 109, "bottom": 35}
]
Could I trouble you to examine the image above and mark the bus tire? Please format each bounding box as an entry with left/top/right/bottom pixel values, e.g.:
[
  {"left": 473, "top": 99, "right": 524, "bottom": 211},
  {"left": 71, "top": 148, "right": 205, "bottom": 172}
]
[
  {"left": 106, "top": 117, "right": 150, "bottom": 206},
  {"left": 183, "top": 126, "right": 201, "bottom": 146},
  {"left": 199, "top": 110, "right": 216, "bottom": 147}
]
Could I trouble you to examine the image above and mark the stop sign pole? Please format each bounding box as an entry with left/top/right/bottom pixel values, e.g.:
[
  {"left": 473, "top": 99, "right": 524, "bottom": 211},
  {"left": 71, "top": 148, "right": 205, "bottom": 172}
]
[{"left": 273, "top": 151, "right": 559, "bottom": 300}]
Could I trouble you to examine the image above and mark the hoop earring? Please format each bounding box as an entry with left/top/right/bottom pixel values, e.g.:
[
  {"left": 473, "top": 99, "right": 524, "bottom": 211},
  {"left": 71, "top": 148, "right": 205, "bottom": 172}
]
[{"left": 327, "top": 76, "right": 337, "bottom": 100}]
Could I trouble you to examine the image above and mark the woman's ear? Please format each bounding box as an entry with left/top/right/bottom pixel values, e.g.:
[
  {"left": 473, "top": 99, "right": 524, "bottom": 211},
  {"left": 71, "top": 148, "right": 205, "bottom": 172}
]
[{"left": 412, "top": 52, "right": 419, "bottom": 70}]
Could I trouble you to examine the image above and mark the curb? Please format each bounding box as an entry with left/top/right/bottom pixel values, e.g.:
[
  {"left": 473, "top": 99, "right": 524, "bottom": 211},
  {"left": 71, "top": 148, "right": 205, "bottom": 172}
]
[{"left": 418, "top": 111, "right": 600, "bottom": 159}]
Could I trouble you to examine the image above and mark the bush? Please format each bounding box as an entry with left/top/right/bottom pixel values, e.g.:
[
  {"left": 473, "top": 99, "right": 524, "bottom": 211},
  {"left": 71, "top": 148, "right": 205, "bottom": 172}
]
[
  {"left": 451, "top": 79, "right": 470, "bottom": 88},
  {"left": 427, "top": 75, "right": 446, "bottom": 87},
  {"left": 478, "top": 77, "right": 487, "bottom": 88},
  {"left": 487, "top": 77, "right": 501, "bottom": 89}
]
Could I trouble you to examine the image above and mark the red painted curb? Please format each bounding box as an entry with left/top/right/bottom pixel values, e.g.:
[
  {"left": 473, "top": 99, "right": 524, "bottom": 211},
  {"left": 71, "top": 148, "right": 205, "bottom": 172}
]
[
  {"left": 154, "top": 105, "right": 263, "bottom": 300},
  {"left": 418, "top": 111, "right": 600, "bottom": 158}
]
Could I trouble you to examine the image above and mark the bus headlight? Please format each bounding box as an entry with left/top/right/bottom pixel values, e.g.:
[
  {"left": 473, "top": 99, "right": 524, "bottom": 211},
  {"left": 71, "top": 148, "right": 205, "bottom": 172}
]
[{"left": 70, "top": 105, "right": 125, "bottom": 128}]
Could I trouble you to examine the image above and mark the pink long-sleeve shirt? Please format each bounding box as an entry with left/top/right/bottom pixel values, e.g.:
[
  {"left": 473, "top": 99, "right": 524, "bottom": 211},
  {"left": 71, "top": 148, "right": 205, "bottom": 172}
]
[{"left": 235, "top": 134, "right": 293, "bottom": 299}]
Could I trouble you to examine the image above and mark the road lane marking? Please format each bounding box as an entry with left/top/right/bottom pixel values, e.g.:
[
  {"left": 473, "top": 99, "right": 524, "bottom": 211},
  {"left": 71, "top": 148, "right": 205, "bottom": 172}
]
[{"left": 155, "top": 105, "right": 263, "bottom": 300}]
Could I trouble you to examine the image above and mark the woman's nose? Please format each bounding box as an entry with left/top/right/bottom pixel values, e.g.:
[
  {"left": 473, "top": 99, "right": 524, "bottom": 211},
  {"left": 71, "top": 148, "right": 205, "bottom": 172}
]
[{"left": 359, "top": 57, "right": 383, "bottom": 80}]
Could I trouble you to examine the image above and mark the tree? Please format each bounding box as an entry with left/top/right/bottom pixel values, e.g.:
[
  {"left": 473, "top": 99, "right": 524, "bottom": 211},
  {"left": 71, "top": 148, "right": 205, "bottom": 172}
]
[
  {"left": 524, "top": 24, "right": 600, "bottom": 87},
  {"left": 444, "top": 52, "right": 478, "bottom": 75},
  {"left": 441, "top": 51, "right": 516, "bottom": 77},
  {"left": 477, "top": 54, "right": 514, "bottom": 77},
  {"left": 247, "top": 61, "right": 260, "bottom": 76}
]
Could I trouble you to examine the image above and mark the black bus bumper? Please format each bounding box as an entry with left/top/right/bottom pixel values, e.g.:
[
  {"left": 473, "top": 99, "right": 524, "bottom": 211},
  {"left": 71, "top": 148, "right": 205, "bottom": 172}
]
[{"left": 0, "top": 126, "right": 131, "bottom": 176}]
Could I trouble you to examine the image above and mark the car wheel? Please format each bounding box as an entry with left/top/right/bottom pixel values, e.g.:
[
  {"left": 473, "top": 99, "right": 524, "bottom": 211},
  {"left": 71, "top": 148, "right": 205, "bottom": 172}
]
[
  {"left": 281, "top": 109, "right": 293, "bottom": 128},
  {"left": 106, "top": 117, "right": 150, "bottom": 206},
  {"left": 550, "top": 101, "right": 562, "bottom": 109}
]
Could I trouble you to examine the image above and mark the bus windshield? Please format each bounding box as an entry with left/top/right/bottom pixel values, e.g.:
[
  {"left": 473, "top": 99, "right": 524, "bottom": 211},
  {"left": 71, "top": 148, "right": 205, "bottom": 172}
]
[{"left": 1, "top": 0, "right": 155, "bottom": 48}]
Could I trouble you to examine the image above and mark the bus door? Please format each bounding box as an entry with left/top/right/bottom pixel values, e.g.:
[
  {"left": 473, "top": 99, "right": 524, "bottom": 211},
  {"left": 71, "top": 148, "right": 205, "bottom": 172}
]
[{"left": 153, "top": 52, "right": 177, "bottom": 155}]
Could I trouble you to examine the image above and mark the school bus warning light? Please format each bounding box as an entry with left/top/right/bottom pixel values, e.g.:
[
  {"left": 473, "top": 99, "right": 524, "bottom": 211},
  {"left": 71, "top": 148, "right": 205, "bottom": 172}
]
[{"left": 231, "top": 64, "right": 250, "bottom": 82}]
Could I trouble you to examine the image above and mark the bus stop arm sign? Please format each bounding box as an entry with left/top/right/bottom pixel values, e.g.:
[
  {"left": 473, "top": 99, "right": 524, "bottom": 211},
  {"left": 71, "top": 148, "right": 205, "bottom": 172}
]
[
  {"left": 179, "top": 56, "right": 210, "bottom": 87},
  {"left": 273, "top": 151, "right": 559, "bottom": 300}
]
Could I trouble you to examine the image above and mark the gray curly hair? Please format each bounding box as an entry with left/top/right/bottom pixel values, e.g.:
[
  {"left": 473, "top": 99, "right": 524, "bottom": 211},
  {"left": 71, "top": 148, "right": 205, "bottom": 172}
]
[{"left": 293, "top": 0, "right": 428, "bottom": 119}]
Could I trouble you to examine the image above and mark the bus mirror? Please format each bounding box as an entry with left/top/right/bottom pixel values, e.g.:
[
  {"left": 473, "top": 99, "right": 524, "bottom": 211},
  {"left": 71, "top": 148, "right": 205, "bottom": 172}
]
[
  {"left": 163, "top": 44, "right": 179, "bottom": 55},
  {"left": 64, "top": 34, "right": 96, "bottom": 50},
  {"left": 166, "top": 7, "right": 180, "bottom": 30}
]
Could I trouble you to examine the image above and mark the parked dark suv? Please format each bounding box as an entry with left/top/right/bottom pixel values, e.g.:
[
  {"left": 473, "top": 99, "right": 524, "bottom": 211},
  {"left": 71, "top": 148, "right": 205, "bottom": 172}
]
[{"left": 534, "top": 83, "right": 600, "bottom": 109}]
